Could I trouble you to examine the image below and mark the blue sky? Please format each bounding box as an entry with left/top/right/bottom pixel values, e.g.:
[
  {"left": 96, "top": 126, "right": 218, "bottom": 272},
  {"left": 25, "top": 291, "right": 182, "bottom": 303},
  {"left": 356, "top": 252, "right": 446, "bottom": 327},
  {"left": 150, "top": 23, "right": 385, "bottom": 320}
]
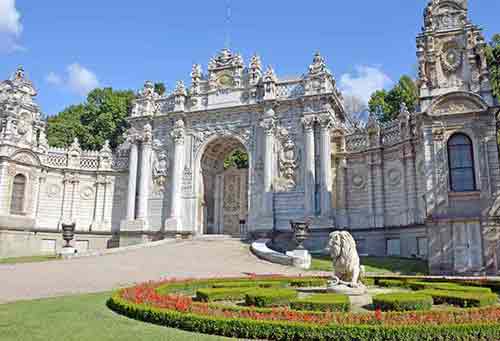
[{"left": 1, "top": 0, "right": 499, "bottom": 115}]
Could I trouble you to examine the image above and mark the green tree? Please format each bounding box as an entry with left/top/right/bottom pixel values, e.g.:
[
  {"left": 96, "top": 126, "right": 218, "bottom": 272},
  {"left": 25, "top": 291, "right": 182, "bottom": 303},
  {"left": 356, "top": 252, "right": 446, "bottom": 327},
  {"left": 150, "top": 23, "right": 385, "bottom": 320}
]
[
  {"left": 47, "top": 88, "right": 135, "bottom": 150},
  {"left": 224, "top": 150, "right": 249, "bottom": 169},
  {"left": 486, "top": 34, "right": 500, "bottom": 101},
  {"left": 486, "top": 34, "right": 500, "bottom": 146},
  {"left": 368, "top": 76, "right": 418, "bottom": 122},
  {"left": 154, "top": 82, "right": 166, "bottom": 96}
]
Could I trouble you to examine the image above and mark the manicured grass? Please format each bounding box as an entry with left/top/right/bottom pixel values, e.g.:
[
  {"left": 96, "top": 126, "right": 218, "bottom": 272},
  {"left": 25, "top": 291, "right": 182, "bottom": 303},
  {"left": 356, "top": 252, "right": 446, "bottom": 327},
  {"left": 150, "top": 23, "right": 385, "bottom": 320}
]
[
  {"left": 310, "top": 255, "right": 428, "bottom": 275},
  {"left": 0, "top": 255, "right": 60, "bottom": 265},
  {"left": 0, "top": 292, "right": 229, "bottom": 341}
]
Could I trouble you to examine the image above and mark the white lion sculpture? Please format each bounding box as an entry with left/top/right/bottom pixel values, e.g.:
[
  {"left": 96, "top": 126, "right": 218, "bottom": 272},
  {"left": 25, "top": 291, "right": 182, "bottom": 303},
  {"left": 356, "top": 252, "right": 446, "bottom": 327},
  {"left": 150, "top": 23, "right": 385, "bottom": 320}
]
[{"left": 327, "top": 231, "right": 362, "bottom": 288}]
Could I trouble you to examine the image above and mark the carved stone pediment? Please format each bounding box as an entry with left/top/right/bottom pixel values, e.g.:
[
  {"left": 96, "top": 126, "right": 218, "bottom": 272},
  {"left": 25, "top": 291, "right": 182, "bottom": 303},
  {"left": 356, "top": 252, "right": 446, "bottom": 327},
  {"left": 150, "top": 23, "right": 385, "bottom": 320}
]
[{"left": 428, "top": 91, "right": 488, "bottom": 115}]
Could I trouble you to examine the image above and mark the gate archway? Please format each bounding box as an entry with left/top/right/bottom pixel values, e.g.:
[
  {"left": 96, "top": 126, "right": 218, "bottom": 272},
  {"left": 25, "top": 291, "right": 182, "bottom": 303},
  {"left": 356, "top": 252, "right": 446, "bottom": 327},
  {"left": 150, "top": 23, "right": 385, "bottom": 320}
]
[{"left": 197, "top": 136, "right": 249, "bottom": 236}]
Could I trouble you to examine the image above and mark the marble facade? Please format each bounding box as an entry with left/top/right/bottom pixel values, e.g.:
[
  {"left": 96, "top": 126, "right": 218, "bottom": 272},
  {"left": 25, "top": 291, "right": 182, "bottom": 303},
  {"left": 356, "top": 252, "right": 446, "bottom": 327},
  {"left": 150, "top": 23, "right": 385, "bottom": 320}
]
[{"left": 0, "top": 0, "right": 499, "bottom": 275}]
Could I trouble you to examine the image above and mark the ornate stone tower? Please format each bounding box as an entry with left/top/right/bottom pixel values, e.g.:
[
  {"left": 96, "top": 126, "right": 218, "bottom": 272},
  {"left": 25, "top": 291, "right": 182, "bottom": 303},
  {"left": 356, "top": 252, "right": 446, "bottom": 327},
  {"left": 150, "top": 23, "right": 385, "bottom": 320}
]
[
  {"left": 0, "top": 67, "right": 46, "bottom": 150},
  {"left": 417, "top": 0, "right": 494, "bottom": 111}
]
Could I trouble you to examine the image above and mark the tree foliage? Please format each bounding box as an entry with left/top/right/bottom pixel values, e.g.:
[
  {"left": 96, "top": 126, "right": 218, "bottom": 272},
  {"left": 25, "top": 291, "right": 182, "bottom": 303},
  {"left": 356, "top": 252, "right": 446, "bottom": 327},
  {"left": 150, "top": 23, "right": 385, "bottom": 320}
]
[
  {"left": 486, "top": 34, "right": 500, "bottom": 102},
  {"left": 224, "top": 150, "right": 249, "bottom": 169},
  {"left": 47, "top": 88, "right": 135, "bottom": 150},
  {"left": 154, "top": 82, "right": 166, "bottom": 96},
  {"left": 368, "top": 76, "right": 418, "bottom": 122}
]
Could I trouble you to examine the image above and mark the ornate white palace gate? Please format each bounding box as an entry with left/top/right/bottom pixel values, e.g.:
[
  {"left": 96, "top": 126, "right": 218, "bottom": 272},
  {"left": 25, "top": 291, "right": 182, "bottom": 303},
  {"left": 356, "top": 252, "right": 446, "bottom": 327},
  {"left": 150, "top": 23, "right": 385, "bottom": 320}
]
[{"left": 121, "top": 48, "right": 343, "bottom": 236}]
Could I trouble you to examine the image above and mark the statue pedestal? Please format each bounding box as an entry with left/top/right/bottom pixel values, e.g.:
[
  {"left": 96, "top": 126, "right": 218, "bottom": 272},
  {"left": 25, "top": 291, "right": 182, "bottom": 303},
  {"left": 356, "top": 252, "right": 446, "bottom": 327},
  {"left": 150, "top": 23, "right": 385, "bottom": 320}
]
[
  {"left": 325, "top": 284, "right": 367, "bottom": 296},
  {"left": 60, "top": 247, "right": 76, "bottom": 259},
  {"left": 286, "top": 249, "right": 311, "bottom": 270}
]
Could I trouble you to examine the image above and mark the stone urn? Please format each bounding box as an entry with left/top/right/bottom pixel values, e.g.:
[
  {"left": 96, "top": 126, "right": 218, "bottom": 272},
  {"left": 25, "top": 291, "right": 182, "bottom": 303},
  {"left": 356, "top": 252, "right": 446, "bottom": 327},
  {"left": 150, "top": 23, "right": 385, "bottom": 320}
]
[
  {"left": 61, "top": 223, "right": 76, "bottom": 257},
  {"left": 290, "top": 220, "right": 311, "bottom": 250}
]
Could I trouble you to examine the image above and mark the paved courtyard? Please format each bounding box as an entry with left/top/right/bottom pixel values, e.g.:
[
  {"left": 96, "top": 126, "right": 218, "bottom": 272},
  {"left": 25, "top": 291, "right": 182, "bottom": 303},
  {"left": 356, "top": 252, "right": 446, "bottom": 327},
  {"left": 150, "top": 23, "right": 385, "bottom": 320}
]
[{"left": 0, "top": 239, "right": 307, "bottom": 304}]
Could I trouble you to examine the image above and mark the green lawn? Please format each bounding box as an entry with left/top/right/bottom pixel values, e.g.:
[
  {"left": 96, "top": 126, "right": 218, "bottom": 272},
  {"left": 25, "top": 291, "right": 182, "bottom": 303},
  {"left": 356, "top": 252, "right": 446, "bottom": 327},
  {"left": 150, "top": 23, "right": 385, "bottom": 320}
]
[
  {"left": 0, "top": 255, "right": 60, "bottom": 265},
  {"left": 0, "top": 293, "right": 229, "bottom": 341},
  {"left": 310, "top": 255, "right": 429, "bottom": 275}
]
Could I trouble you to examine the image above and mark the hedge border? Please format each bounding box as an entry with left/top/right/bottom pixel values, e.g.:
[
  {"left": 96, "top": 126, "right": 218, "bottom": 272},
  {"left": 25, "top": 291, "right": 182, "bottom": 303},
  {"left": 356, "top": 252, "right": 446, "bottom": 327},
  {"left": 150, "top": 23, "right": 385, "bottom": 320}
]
[
  {"left": 372, "top": 293, "right": 433, "bottom": 312},
  {"left": 290, "top": 294, "right": 350, "bottom": 312},
  {"left": 107, "top": 293, "right": 500, "bottom": 341}
]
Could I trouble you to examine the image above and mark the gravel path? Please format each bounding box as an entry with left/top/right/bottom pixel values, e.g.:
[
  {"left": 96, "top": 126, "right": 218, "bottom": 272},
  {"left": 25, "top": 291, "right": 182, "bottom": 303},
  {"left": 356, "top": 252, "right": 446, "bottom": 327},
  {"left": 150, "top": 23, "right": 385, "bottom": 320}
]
[{"left": 0, "top": 239, "right": 308, "bottom": 304}]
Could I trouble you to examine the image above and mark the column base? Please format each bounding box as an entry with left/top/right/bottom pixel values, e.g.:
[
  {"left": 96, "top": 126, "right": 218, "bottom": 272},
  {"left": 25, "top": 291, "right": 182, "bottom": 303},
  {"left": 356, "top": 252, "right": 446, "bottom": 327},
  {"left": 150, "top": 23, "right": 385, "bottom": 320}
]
[
  {"left": 120, "top": 219, "right": 149, "bottom": 232},
  {"left": 164, "top": 217, "right": 182, "bottom": 232},
  {"left": 308, "top": 216, "right": 335, "bottom": 229}
]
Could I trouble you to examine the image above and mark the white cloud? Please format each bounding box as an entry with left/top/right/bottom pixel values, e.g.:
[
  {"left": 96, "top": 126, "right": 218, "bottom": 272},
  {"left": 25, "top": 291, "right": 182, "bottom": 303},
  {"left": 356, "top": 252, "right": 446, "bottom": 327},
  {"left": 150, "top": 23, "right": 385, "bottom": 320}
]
[
  {"left": 339, "top": 65, "right": 393, "bottom": 104},
  {"left": 46, "top": 72, "right": 63, "bottom": 86},
  {"left": 46, "top": 63, "right": 100, "bottom": 96},
  {"left": 0, "top": 0, "right": 23, "bottom": 52},
  {"left": 67, "top": 63, "right": 100, "bottom": 96}
]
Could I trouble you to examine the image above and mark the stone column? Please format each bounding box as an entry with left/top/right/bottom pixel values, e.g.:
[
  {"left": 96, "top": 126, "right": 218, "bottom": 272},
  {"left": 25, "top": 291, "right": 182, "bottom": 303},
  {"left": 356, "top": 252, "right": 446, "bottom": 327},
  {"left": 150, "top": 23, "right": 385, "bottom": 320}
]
[
  {"left": 102, "top": 177, "right": 113, "bottom": 229},
  {"left": 126, "top": 142, "right": 139, "bottom": 221},
  {"left": 422, "top": 126, "right": 435, "bottom": 214},
  {"left": 259, "top": 117, "right": 276, "bottom": 217},
  {"left": 318, "top": 115, "right": 333, "bottom": 218},
  {"left": 302, "top": 116, "right": 316, "bottom": 217},
  {"left": 167, "top": 120, "right": 185, "bottom": 230},
  {"left": 136, "top": 135, "right": 152, "bottom": 227}
]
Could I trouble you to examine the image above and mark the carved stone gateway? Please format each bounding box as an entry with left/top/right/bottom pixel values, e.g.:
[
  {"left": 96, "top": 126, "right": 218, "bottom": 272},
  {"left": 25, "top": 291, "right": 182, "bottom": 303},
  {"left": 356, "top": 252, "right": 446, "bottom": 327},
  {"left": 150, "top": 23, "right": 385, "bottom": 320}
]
[{"left": 0, "top": 0, "right": 499, "bottom": 277}]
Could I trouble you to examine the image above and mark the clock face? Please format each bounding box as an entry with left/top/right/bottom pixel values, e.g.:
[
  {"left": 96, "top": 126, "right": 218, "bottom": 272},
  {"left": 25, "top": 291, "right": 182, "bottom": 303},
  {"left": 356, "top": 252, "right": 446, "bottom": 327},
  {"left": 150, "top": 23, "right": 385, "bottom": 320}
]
[{"left": 217, "top": 74, "right": 234, "bottom": 88}]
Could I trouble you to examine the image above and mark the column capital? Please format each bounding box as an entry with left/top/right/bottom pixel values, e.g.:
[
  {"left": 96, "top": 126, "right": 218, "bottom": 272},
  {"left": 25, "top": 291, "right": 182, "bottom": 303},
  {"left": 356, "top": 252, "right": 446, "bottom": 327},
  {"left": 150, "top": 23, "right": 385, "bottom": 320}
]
[
  {"left": 142, "top": 123, "right": 153, "bottom": 145},
  {"left": 259, "top": 117, "right": 276, "bottom": 136},
  {"left": 301, "top": 115, "right": 316, "bottom": 132},
  {"left": 171, "top": 120, "right": 185, "bottom": 145},
  {"left": 318, "top": 114, "right": 334, "bottom": 130}
]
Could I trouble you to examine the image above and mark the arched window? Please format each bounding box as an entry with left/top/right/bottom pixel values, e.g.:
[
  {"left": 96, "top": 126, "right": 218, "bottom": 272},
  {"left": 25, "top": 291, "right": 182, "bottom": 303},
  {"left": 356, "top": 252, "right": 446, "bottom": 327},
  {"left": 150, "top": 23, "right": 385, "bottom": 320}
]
[
  {"left": 448, "top": 134, "right": 476, "bottom": 192},
  {"left": 10, "top": 174, "right": 26, "bottom": 215}
]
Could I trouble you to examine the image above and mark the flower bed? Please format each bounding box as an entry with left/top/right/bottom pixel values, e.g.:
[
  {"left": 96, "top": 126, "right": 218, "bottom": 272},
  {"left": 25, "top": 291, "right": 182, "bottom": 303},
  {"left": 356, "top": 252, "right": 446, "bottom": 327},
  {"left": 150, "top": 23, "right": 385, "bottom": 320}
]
[
  {"left": 107, "top": 276, "right": 500, "bottom": 340},
  {"left": 290, "top": 294, "right": 350, "bottom": 312},
  {"left": 372, "top": 293, "right": 433, "bottom": 312}
]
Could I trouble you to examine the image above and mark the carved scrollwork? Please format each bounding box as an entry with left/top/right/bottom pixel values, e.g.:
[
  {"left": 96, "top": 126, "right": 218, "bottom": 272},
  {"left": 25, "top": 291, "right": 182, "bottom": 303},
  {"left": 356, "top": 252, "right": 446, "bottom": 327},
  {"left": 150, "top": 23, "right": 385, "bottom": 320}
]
[
  {"left": 274, "top": 127, "right": 300, "bottom": 192},
  {"left": 171, "top": 120, "right": 185, "bottom": 145},
  {"left": 152, "top": 151, "right": 169, "bottom": 188}
]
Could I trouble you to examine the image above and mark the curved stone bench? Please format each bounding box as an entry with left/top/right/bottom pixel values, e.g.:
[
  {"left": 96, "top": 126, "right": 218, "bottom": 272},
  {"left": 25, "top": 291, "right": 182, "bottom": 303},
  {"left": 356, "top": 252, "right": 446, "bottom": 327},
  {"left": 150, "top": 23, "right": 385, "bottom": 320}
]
[{"left": 251, "top": 238, "right": 314, "bottom": 269}]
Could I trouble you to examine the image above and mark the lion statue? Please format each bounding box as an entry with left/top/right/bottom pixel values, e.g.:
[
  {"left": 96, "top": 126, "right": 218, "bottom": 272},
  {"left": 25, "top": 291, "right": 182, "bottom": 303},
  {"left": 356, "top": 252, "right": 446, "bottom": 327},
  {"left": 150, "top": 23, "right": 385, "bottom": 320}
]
[{"left": 327, "top": 231, "right": 362, "bottom": 288}]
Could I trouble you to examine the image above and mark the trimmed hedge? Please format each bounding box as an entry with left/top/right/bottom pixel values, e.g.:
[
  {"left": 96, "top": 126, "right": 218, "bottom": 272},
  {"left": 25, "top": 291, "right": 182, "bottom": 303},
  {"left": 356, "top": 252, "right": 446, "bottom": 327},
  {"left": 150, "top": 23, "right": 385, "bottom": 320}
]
[
  {"left": 210, "top": 281, "right": 282, "bottom": 289},
  {"left": 288, "top": 278, "right": 327, "bottom": 288},
  {"left": 409, "top": 282, "right": 492, "bottom": 294},
  {"left": 245, "top": 288, "right": 298, "bottom": 307},
  {"left": 372, "top": 293, "right": 433, "bottom": 312},
  {"left": 419, "top": 290, "right": 499, "bottom": 308},
  {"left": 107, "top": 293, "right": 500, "bottom": 341},
  {"left": 290, "top": 294, "right": 350, "bottom": 312},
  {"left": 196, "top": 287, "right": 255, "bottom": 302},
  {"left": 377, "top": 279, "right": 408, "bottom": 288}
]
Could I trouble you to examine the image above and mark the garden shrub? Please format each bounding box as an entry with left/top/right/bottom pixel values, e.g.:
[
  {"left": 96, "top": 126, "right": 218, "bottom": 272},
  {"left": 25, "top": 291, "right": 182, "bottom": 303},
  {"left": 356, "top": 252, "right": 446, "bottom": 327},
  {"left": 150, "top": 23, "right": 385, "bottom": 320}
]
[
  {"left": 288, "top": 278, "right": 327, "bottom": 288},
  {"left": 410, "top": 282, "right": 492, "bottom": 293},
  {"left": 377, "top": 279, "right": 407, "bottom": 288},
  {"left": 372, "top": 293, "right": 433, "bottom": 312},
  {"left": 290, "top": 294, "right": 350, "bottom": 312},
  {"left": 210, "top": 281, "right": 282, "bottom": 289},
  {"left": 196, "top": 287, "right": 256, "bottom": 302},
  {"left": 420, "top": 290, "right": 498, "bottom": 308},
  {"left": 245, "top": 288, "right": 298, "bottom": 307}
]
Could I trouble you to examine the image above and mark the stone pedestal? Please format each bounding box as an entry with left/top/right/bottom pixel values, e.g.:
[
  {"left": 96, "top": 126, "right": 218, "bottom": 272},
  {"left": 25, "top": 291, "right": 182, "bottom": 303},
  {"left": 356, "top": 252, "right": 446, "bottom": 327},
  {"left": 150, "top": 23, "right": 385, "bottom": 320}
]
[
  {"left": 286, "top": 249, "right": 311, "bottom": 269},
  {"left": 60, "top": 247, "right": 76, "bottom": 258}
]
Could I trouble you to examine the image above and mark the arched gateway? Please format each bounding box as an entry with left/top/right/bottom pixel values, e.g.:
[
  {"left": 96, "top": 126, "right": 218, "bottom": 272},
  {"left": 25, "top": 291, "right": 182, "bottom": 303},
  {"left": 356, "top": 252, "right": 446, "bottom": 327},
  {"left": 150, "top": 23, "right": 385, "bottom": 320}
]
[
  {"left": 197, "top": 136, "right": 250, "bottom": 236},
  {"left": 1, "top": 0, "right": 499, "bottom": 275},
  {"left": 122, "top": 48, "right": 345, "bottom": 238}
]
